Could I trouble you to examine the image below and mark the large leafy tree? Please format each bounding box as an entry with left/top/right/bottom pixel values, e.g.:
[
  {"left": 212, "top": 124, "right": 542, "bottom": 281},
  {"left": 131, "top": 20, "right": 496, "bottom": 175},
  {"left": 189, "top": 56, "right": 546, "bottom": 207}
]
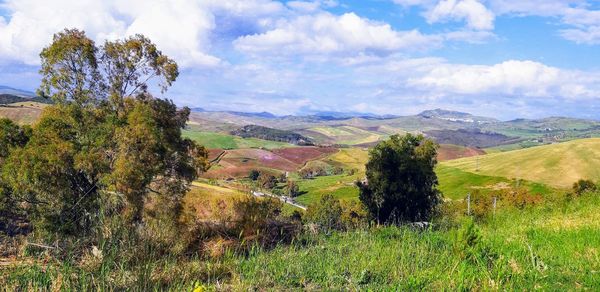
[
  {"left": 1, "top": 29, "right": 207, "bottom": 235},
  {"left": 357, "top": 134, "right": 441, "bottom": 223}
]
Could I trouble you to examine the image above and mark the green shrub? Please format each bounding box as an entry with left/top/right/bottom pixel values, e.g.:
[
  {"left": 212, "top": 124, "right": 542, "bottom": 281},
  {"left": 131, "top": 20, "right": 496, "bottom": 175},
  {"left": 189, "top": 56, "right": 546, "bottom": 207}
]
[
  {"left": 305, "top": 195, "right": 368, "bottom": 232},
  {"left": 572, "top": 179, "right": 596, "bottom": 196},
  {"left": 248, "top": 169, "right": 260, "bottom": 181}
]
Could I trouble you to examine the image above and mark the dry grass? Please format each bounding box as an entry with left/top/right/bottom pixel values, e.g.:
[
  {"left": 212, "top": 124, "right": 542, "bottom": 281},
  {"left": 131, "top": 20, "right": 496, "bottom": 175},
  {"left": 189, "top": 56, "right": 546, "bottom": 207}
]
[
  {"left": 0, "top": 102, "right": 47, "bottom": 125},
  {"left": 443, "top": 138, "right": 600, "bottom": 188}
]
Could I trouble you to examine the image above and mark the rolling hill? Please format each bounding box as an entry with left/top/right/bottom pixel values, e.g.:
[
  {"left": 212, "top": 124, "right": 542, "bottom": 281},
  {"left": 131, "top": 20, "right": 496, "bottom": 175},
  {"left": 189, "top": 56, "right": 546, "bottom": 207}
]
[
  {"left": 442, "top": 138, "right": 600, "bottom": 188},
  {"left": 0, "top": 102, "right": 48, "bottom": 125}
]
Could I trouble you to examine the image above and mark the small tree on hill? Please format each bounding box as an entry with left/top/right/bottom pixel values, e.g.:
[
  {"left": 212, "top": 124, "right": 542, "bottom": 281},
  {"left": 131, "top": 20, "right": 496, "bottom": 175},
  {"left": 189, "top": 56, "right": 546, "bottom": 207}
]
[
  {"left": 357, "top": 134, "right": 441, "bottom": 223},
  {"left": 248, "top": 169, "right": 260, "bottom": 181},
  {"left": 286, "top": 180, "right": 300, "bottom": 197},
  {"left": 258, "top": 173, "right": 277, "bottom": 190}
]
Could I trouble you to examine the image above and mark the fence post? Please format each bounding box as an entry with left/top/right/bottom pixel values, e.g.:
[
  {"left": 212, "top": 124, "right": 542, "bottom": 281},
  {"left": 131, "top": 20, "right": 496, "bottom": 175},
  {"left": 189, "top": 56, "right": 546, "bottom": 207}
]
[
  {"left": 493, "top": 196, "right": 497, "bottom": 216},
  {"left": 467, "top": 193, "right": 471, "bottom": 216}
]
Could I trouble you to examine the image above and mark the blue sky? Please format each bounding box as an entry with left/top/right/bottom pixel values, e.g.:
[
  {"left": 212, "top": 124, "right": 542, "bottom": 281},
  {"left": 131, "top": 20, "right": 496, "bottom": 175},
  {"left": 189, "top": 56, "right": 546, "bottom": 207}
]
[{"left": 1, "top": 0, "right": 600, "bottom": 120}]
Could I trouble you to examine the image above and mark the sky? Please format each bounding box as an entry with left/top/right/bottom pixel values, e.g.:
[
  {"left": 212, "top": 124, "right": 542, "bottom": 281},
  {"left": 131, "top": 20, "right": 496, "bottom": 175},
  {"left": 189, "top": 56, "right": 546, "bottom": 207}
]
[{"left": 1, "top": 0, "right": 600, "bottom": 120}]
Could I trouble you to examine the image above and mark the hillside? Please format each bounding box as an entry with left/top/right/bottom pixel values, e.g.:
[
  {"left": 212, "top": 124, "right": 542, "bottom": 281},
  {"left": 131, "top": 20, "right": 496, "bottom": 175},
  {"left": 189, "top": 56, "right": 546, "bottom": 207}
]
[
  {"left": 182, "top": 129, "right": 294, "bottom": 149},
  {"left": 426, "top": 129, "right": 521, "bottom": 148},
  {"left": 437, "top": 144, "right": 485, "bottom": 161},
  {"left": 443, "top": 138, "right": 600, "bottom": 188},
  {"left": 0, "top": 94, "right": 52, "bottom": 105},
  {"left": 189, "top": 108, "right": 600, "bottom": 149},
  {"left": 0, "top": 102, "right": 47, "bottom": 125},
  {"left": 231, "top": 125, "right": 314, "bottom": 145}
]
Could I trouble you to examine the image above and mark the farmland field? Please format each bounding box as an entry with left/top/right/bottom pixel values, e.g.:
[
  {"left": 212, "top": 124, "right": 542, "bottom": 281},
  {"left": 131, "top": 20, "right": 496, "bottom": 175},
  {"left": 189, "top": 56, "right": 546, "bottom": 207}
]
[
  {"left": 0, "top": 102, "right": 46, "bottom": 125},
  {"left": 443, "top": 138, "right": 600, "bottom": 188},
  {"left": 182, "top": 130, "right": 293, "bottom": 149}
]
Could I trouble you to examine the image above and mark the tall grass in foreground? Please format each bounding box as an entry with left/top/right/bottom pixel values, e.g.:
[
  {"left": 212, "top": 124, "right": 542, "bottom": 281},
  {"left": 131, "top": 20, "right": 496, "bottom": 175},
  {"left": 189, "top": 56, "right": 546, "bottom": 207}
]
[{"left": 2, "top": 193, "right": 600, "bottom": 290}]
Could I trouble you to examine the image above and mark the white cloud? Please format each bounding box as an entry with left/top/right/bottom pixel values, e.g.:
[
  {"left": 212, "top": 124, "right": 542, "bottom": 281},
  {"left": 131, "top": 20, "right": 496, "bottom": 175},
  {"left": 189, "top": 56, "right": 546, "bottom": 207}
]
[
  {"left": 426, "top": 0, "right": 494, "bottom": 30},
  {"left": 407, "top": 60, "right": 600, "bottom": 99},
  {"left": 396, "top": 0, "right": 600, "bottom": 44},
  {"left": 234, "top": 12, "right": 440, "bottom": 58},
  {"left": 0, "top": 0, "right": 285, "bottom": 66}
]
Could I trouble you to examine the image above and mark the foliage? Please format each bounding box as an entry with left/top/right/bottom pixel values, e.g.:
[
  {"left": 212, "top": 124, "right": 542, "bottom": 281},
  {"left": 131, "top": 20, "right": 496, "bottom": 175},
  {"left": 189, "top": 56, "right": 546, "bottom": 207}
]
[
  {"left": 299, "top": 165, "right": 328, "bottom": 179},
  {"left": 248, "top": 169, "right": 260, "bottom": 181},
  {"left": 499, "top": 187, "right": 542, "bottom": 209},
  {"left": 0, "top": 118, "right": 30, "bottom": 159},
  {"left": 305, "top": 194, "right": 367, "bottom": 232},
  {"left": 451, "top": 218, "right": 493, "bottom": 264},
  {"left": 4, "top": 182, "right": 600, "bottom": 289},
  {"left": 258, "top": 173, "right": 278, "bottom": 189},
  {"left": 286, "top": 180, "right": 300, "bottom": 197},
  {"left": 468, "top": 190, "right": 493, "bottom": 220},
  {"left": 358, "top": 134, "right": 441, "bottom": 223},
  {"left": 0, "top": 29, "right": 207, "bottom": 236},
  {"left": 231, "top": 125, "right": 313, "bottom": 146},
  {"left": 305, "top": 194, "right": 343, "bottom": 232},
  {"left": 572, "top": 179, "right": 596, "bottom": 196}
]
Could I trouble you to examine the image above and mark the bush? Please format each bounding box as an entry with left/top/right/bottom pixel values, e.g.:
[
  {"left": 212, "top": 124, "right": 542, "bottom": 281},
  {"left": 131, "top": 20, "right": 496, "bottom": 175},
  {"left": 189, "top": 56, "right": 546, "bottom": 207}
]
[
  {"left": 258, "top": 173, "right": 277, "bottom": 189},
  {"left": 299, "top": 166, "right": 328, "bottom": 179},
  {"left": 248, "top": 169, "right": 260, "bottom": 181},
  {"left": 467, "top": 190, "right": 493, "bottom": 220},
  {"left": 499, "top": 187, "right": 542, "bottom": 209},
  {"left": 452, "top": 218, "right": 494, "bottom": 264},
  {"left": 572, "top": 179, "right": 596, "bottom": 196},
  {"left": 305, "top": 195, "right": 367, "bottom": 232},
  {"left": 286, "top": 180, "right": 300, "bottom": 197}
]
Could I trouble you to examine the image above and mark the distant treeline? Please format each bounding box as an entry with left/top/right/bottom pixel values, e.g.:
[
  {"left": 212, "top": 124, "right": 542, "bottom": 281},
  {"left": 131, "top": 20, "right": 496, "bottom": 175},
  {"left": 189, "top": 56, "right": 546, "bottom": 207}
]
[
  {"left": 0, "top": 94, "right": 53, "bottom": 105},
  {"left": 231, "top": 124, "right": 314, "bottom": 146}
]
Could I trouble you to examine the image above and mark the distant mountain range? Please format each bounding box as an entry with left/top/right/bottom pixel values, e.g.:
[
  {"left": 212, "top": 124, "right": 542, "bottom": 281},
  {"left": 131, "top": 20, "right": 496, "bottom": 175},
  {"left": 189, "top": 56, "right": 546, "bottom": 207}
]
[
  {"left": 190, "top": 107, "right": 398, "bottom": 120},
  {"left": 4, "top": 84, "right": 600, "bottom": 149},
  {"left": 0, "top": 86, "right": 36, "bottom": 97}
]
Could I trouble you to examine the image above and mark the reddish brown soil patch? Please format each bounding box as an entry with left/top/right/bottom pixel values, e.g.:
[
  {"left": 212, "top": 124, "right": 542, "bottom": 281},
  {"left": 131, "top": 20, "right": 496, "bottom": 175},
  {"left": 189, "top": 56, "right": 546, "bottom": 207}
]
[
  {"left": 224, "top": 149, "right": 298, "bottom": 171},
  {"left": 437, "top": 144, "right": 485, "bottom": 161},
  {"left": 202, "top": 147, "right": 339, "bottom": 179},
  {"left": 207, "top": 149, "right": 225, "bottom": 162}
]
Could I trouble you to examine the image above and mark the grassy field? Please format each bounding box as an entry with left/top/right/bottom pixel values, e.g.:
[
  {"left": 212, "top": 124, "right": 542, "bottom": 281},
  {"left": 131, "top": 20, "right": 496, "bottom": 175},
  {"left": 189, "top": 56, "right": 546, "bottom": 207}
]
[
  {"left": 0, "top": 102, "right": 47, "bottom": 125},
  {"left": 294, "top": 148, "right": 368, "bottom": 205},
  {"left": 306, "top": 126, "right": 383, "bottom": 145},
  {"left": 227, "top": 193, "right": 600, "bottom": 290},
  {"left": 294, "top": 147, "right": 557, "bottom": 204},
  {"left": 7, "top": 191, "right": 600, "bottom": 289},
  {"left": 182, "top": 130, "right": 293, "bottom": 149},
  {"left": 184, "top": 181, "right": 247, "bottom": 219},
  {"left": 443, "top": 138, "right": 600, "bottom": 188},
  {"left": 437, "top": 165, "right": 555, "bottom": 199}
]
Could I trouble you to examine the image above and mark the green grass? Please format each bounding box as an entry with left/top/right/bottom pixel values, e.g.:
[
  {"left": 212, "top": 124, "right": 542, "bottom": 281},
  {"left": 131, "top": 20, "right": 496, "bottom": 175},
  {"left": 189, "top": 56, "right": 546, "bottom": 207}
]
[
  {"left": 227, "top": 193, "right": 600, "bottom": 290},
  {"left": 444, "top": 138, "right": 600, "bottom": 188},
  {"left": 307, "top": 126, "right": 383, "bottom": 145},
  {"left": 295, "top": 174, "right": 360, "bottom": 205},
  {"left": 436, "top": 165, "right": 555, "bottom": 199},
  {"left": 182, "top": 130, "right": 293, "bottom": 149},
  {"left": 292, "top": 148, "right": 367, "bottom": 205},
  {"left": 5, "top": 189, "right": 600, "bottom": 290}
]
